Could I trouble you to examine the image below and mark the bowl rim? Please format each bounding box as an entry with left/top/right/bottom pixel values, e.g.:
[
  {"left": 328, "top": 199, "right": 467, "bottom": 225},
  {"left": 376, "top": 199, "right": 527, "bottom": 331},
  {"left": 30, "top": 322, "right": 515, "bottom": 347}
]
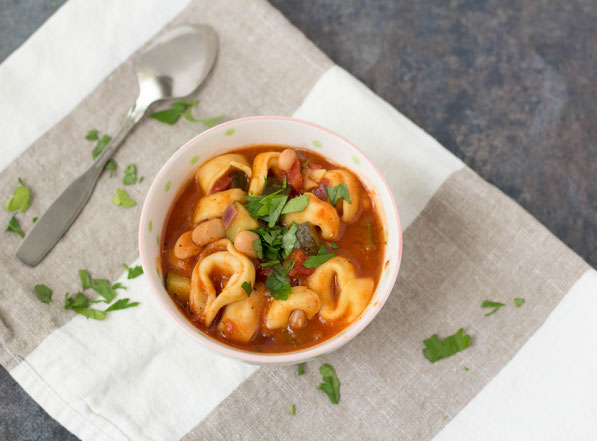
[{"left": 139, "top": 115, "right": 403, "bottom": 364}]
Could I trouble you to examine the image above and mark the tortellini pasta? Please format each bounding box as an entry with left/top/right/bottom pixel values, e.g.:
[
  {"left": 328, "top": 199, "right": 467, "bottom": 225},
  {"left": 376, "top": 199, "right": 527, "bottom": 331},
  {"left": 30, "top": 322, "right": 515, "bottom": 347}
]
[
  {"left": 197, "top": 153, "right": 252, "bottom": 194},
  {"left": 307, "top": 256, "right": 374, "bottom": 323},
  {"left": 248, "top": 151, "right": 280, "bottom": 196},
  {"left": 324, "top": 169, "right": 360, "bottom": 222},
  {"left": 282, "top": 193, "right": 340, "bottom": 240},
  {"left": 217, "top": 283, "right": 265, "bottom": 343},
  {"left": 193, "top": 188, "right": 246, "bottom": 225},
  {"left": 303, "top": 168, "right": 326, "bottom": 190},
  {"left": 264, "top": 286, "right": 321, "bottom": 330},
  {"left": 189, "top": 239, "right": 255, "bottom": 327}
]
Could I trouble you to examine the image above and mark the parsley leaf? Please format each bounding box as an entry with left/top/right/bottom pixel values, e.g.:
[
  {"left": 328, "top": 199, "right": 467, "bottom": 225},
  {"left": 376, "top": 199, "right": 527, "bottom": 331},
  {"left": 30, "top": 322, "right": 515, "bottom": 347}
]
[
  {"left": 265, "top": 260, "right": 294, "bottom": 300},
  {"left": 290, "top": 404, "right": 295, "bottom": 415},
  {"left": 73, "top": 307, "right": 107, "bottom": 320},
  {"left": 281, "top": 195, "right": 309, "bottom": 215},
  {"left": 241, "top": 281, "right": 252, "bottom": 296},
  {"left": 112, "top": 188, "right": 136, "bottom": 208},
  {"left": 423, "top": 328, "right": 470, "bottom": 363},
  {"left": 105, "top": 159, "right": 116, "bottom": 177},
  {"left": 482, "top": 300, "right": 505, "bottom": 316},
  {"left": 91, "top": 134, "right": 112, "bottom": 159},
  {"left": 112, "top": 282, "right": 127, "bottom": 291},
  {"left": 64, "top": 292, "right": 107, "bottom": 320},
  {"left": 330, "top": 242, "right": 339, "bottom": 249},
  {"left": 199, "top": 114, "right": 225, "bottom": 128},
  {"left": 514, "top": 298, "right": 525, "bottom": 307},
  {"left": 6, "top": 215, "right": 24, "bottom": 238},
  {"left": 123, "top": 163, "right": 137, "bottom": 185},
  {"left": 304, "top": 244, "right": 335, "bottom": 268},
  {"left": 326, "top": 183, "right": 352, "bottom": 206},
  {"left": 317, "top": 363, "right": 340, "bottom": 404},
  {"left": 32, "top": 217, "right": 38, "bottom": 223},
  {"left": 121, "top": 263, "right": 143, "bottom": 279},
  {"left": 150, "top": 100, "right": 198, "bottom": 125},
  {"left": 5, "top": 178, "right": 31, "bottom": 213},
  {"left": 105, "top": 298, "right": 139, "bottom": 312},
  {"left": 78, "top": 269, "right": 92, "bottom": 290},
  {"left": 253, "top": 239, "right": 263, "bottom": 259},
  {"left": 91, "top": 279, "right": 117, "bottom": 303},
  {"left": 281, "top": 222, "right": 298, "bottom": 257},
  {"left": 85, "top": 129, "right": 99, "bottom": 141},
  {"left": 297, "top": 363, "right": 305, "bottom": 375},
  {"left": 34, "top": 284, "right": 52, "bottom": 303}
]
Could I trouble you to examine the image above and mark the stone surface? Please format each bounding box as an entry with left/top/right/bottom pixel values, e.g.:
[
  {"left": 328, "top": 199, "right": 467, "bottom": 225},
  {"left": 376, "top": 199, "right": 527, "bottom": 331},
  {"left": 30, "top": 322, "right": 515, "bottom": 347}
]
[{"left": 0, "top": 0, "right": 595, "bottom": 439}]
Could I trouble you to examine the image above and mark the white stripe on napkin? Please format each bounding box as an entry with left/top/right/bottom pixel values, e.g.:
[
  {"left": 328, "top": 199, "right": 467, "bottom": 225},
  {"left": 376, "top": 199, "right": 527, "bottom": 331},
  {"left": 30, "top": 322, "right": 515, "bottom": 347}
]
[
  {"left": 293, "top": 66, "right": 464, "bottom": 230},
  {"left": 11, "top": 258, "right": 259, "bottom": 441},
  {"left": 433, "top": 268, "right": 597, "bottom": 441},
  {"left": 0, "top": 0, "right": 191, "bottom": 173}
]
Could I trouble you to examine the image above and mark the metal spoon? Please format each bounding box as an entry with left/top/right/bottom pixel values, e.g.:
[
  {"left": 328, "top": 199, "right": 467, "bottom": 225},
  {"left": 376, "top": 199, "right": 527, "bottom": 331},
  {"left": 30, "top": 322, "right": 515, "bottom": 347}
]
[{"left": 16, "top": 25, "right": 218, "bottom": 267}]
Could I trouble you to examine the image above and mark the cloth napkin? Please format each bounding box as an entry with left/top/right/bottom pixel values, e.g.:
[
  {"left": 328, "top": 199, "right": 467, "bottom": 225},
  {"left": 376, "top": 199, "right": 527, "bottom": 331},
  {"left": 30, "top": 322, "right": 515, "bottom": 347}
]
[{"left": 1, "top": 0, "right": 595, "bottom": 440}]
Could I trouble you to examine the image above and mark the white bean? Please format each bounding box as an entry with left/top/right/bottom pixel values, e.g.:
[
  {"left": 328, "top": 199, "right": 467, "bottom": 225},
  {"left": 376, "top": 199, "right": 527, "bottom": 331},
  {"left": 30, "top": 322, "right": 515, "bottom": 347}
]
[
  {"left": 288, "top": 309, "right": 307, "bottom": 330},
  {"left": 278, "top": 149, "right": 298, "bottom": 172},
  {"left": 174, "top": 231, "right": 200, "bottom": 259},
  {"left": 192, "top": 218, "right": 225, "bottom": 246},
  {"left": 233, "top": 230, "right": 260, "bottom": 258}
]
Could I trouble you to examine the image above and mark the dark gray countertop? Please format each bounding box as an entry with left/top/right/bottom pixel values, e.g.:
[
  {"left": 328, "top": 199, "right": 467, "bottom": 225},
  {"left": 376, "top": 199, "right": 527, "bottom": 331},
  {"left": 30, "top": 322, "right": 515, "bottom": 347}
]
[{"left": 1, "top": 0, "right": 595, "bottom": 439}]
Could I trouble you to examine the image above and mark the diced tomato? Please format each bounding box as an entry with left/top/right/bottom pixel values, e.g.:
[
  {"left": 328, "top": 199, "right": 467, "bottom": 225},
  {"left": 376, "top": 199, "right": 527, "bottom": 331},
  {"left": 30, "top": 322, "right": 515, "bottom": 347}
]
[
  {"left": 210, "top": 174, "right": 231, "bottom": 194},
  {"left": 281, "top": 160, "right": 304, "bottom": 193},
  {"left": 286, "top": 250, "right": 314, "bottom": 278}
]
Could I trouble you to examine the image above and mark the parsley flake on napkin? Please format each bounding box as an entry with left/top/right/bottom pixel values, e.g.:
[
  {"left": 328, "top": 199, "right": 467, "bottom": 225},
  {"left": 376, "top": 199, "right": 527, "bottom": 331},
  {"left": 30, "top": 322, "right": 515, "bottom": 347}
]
[
  {"left": 5, "top": 178, "right": 30, "bottom": 213},
  {"left": 423, "top": 328, "right": 470, "bottom": 363},
  {"left": 121, "top": 264, "right": 143, "bottom": 279},
  {"left": 482, "top": 300, "right": 506, "bottom": 316},
  {"left": 112, "top": 189, "right": 136, "bottom": 208},
  {"left": 6, "top": 215, "right": 24, "bottom": 238},
  {"left": 34, "top": 284, "right": 53, "bottom": 303},
  {"left": 317, "top": 363, "right": 340, "bottom": 404}
]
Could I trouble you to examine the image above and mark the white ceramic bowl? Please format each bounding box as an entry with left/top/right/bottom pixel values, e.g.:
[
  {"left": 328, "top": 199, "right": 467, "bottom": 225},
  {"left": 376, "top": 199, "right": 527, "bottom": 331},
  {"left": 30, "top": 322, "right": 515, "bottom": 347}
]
[{"left": 139, "top": 116, "right": 402, "bottom": 365}]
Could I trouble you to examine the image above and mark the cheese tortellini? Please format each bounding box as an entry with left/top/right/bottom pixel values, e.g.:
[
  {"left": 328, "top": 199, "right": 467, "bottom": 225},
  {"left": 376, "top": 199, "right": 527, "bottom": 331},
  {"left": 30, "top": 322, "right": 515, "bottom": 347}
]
[
  {"left": 307, "top": 256, "right": 374, "bottom": 323},
  {"left": 324, "top": 169, "right": 360, "bottom": 222},
  {"left": 248, "top": 151, "right": 280, "bottom": 196},
  {"left": 193, "top": 188, "right": 246, "bottom": 225},
  {"left": 217, "top": 283, "right": 265, "bottom": 343},
  {"left": 264, "top": 286, "right": 321, "bottom": 330},
  {"left": 282, "top": 193, "right": 340, "bottom": 240},
  {"left": 197, "top": 153, "right": 252, "bottom": 194},
  {"left": 189, "top": 239, "right": 255, "bottom": 327}
]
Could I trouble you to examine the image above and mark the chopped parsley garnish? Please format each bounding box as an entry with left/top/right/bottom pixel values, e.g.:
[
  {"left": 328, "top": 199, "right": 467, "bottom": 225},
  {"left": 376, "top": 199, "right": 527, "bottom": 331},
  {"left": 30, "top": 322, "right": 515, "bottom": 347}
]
[
  {"left": 482, "top": 300, "right": 505, "bottom": 316},
  {"left": 241, "top": 281, "right": 252, "bottom": 296},
  {"left": 265, "top": 260, "right": 295, "bottom": 300},
  {"left": 514, "top": 298, "right": 525, "bottom": 307},
  {"left": 112, "top": 282, "right": 127, "bottom": 291},
  {"left": 139, "top": 176, "right": 145, "bottom": 183},
  {"left": 290, "top": 404, "right": 295, "bottom": 415},
  {"left": 464, "top": 366, "right": 470, "bottom": 371},
  {"left": 123, "top": 163, "right": 137, "bottom": 185},
  {"left": 112, "top": 189, "right": 136, "bottom": 208},
  {"left": 105, "top": 159, "right": 116, "bottom": 177},
  {"left": 34, "top": 284, "right": 52, "bottom": 303},
  {"left": 105, "top": 298, "right": 139, "bottom": 312},
  {"left": 85, "top": 129, "right": 99, "bottom": 141},
  {"left": 252, "top": 222, "right": 298, "bottom": 262},
  {"left": 150, "top": 100, "right": 198, "bottom": 125},
  {"left": 78, "top": 269, "right": 92, "bottom": 290},
  {"left": 92, "top": 279, "right": 118, "bottom": 303},
  {"left": 423, "top": 328, "right": 470, "bottom": 363},
  {"left": 253, "top": 238, "right": 263, "bottom": 259},
  {"left": 304, "top": 244, "right": 335, "bottom": 268},
  {"left": 197, "top": 114, "right": 226, "bottom": 128},
  {"left": 121, "top": 264, "right": 143, "bottom": 279},
  {"left": 6, "top": 215, "right": 24, "bottom": 238},
  {"left": 301, "top": 160, "right": 309, "bottom": 170},
  {"left": 5, "top": 178, "right": 30, "bottom": 213},
  {"left": 281, "top": 194, "right": 309, "bottom": 215},
  {"left": 64, "top": 292, "right": 106, "bottom": 321},
  {"left": 32, "top": 217, "right": 38, "bottom": 223},
  {"left": 297, "top": 363, "right": 305, "bottom": 375},
  {"left": 260, "top": 260, "right": 279, "bottom": 268},
  {"left": 330, "top": 242, "right": 339, "bottom": 249},
  {"left": 317, "top": 363, "right": 340, "bottom": 404},
  {"left": 91, "top": 134, "right": 112, "bottom": 159},
  {"left": 326, "top": 183, "right": 352, "bottom": 206}
]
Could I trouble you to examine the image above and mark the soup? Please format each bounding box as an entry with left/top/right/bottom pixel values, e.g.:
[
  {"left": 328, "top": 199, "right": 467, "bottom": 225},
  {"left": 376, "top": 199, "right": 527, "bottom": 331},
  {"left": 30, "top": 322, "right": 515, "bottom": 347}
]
[{"left": 161, "top": 145, "right": 384, "bottom": 353}]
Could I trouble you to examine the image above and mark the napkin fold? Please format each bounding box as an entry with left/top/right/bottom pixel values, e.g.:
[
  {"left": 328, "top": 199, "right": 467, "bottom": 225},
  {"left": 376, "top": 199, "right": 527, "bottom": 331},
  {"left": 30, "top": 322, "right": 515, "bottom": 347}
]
[{"left": 0, "top": 0, "right": 595, "bottom": 440}]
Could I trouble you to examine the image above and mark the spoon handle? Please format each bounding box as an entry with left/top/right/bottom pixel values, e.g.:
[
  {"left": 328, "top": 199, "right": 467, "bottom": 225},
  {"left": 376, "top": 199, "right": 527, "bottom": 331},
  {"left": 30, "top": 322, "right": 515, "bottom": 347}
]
[{"left": 16, "top": 103, "right": 147, "bottom": 267}]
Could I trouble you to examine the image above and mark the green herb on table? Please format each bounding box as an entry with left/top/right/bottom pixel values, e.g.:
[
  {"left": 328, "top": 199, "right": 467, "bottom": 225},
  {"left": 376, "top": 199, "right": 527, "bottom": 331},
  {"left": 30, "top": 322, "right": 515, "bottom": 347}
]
[
  {"left": 92, "top": 278, "right": 117, "bottom": 303},
  {"left": 91, "top": 134, "right": 112, "bottom": 159},
  {"left": 290, "top": 404, "right": 295, "bottom": 416},
  {"left": 32, "top": 217, "right": 38, "bottom": 223},
  {"left": 112, "top": 282, "right": 127, "bottom": 291},
  {"left": 304, "top": 244, "right": 335, "bottom": 269},
  {"left": 241, "top": 281, "right": 252, "bottom": 296},
  {"left": 64, "top": 292, "right": 106, "bottom": 321},
  {"left": 6, "top": 215, "right": 24, "bottom": 238},
  {"left": 121, "top": 263, "right": 143, "bottom": 279},
  {"left": 123, "top": 163, "right": 137, "bottom": 185},
  {"left": 105, "top": 298, "right": 139, "bottom": 312},
  {"left": 514, "top": 298, "right": 525, "bottom": 307},
  {"left": 326, "top": 183, "right": 351, "bottom": 206},
  {"left": 5, "top": 178, "right": 30, "bottom": 213},
  {"left": 85, "top": 129, "right": 99, "bottom": 141},
  {"left": 464, "top": 366, "right": 470, "bottom": 371},
  {"left": 139, "top": 176, "right": 145, "bottom": 183},
  {"left": 34, "top": 284, "right": 52, "bottom": 303},
  {"left": 112, "top": 188, "right": 136, "bottom": 208},
  {"left": 423, "top": 328, "right": 470, "bottom": 363},
  {"left": 105, "top": 159, "right": 116, "bottom": 178},
  {"left": 78, "top": 269, "right": 92, "bottom": 290},
  {"left": 482, "top": 300, "right": 505, "bottom": 316},
  {"left": 151, "top": 100, "right": 198, "bottom": 125},
  {"left": 297, "top": 362, "right": 305, "bottom": 375},
  {"left": 317, "top": 363, "right": 340, "bottom": 404}
]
